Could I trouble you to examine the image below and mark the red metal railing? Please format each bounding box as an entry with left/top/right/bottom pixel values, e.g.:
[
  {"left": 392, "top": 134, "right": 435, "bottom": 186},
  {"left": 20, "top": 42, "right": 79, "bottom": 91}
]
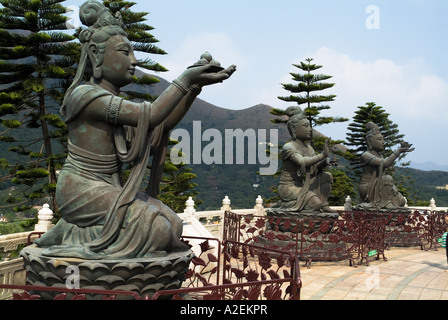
[
  {"left": 151, "top": 240, "right": 301, "bottom": 300},
  {"left": 222, "top": 209, "right": 446, "bottom": 269},
  {"left": 0, "top": 234, "right": 301, "bottom": 300}
]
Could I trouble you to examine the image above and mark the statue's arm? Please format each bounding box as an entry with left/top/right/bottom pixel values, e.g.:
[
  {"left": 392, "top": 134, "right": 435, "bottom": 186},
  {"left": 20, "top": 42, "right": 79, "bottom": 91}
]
[
  {"left": 162, "top": 65, "right": 236, "bottom": 131},
  {"left": 146, "top": 84, "right": 195, "bottom": 128},
  {"left": 286, "top": 148, "right": 327, "bottom": 169},
  {"left": 82, "top": 84, "right": 188, "bottom": 128},
  {"left": 361, "top": 151, "right": 398, "bottom": 168},
  {"left": 162, "top": 88, "right": 200, "bottom": 131},
  {"left": 83, "top": 64, "right": 235, "bottom": 128},
  {"left": 383, "top": 152, "right": 400, "bottom": 168},
  {"left": 286, "top": 138, "right": 330, "bottom": 169},
  {"left": 316, "top": 157, "right": 330, "bottom": 170}
]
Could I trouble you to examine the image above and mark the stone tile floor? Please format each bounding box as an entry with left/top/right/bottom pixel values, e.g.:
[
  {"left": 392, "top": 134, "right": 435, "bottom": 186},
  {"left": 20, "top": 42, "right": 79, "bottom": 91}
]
[{"left": 298, "top": 246, "right": 448, "bottom": 300}]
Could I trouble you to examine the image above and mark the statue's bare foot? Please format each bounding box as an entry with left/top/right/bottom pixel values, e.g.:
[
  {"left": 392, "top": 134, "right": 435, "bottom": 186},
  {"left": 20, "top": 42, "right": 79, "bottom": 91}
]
[{"left": 322, "top": 206, "right": 337, "bottom": 213}]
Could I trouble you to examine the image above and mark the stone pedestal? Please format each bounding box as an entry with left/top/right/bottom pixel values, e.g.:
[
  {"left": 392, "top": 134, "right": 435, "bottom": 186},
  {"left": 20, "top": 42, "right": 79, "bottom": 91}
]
[
  {"left": 265, "top": 208, "right": 339, "bottom": 232},
  {"left": 20, "top": 245, "right": 193, "bottom": 300},
  {"left": 354, "top": 203, "right": 411, "bottom": 214}
]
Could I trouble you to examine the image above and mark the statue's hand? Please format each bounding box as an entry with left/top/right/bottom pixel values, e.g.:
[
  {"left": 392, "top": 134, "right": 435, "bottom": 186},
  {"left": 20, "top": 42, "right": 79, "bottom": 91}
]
[
  {"left": 322, "top": 137, "right": 331, "bottom": 157},
  {"left": 179, "top": 63, "right": 236, "bottom": 88},
  {"left": 177, "top": 52, "right": 236, "bottom": 88},
  {"left": 218, "top": 64, "right": 237, "bottom": 79},
  {"left": 398, "top": 142, "right": 414, "bottom": 154}
]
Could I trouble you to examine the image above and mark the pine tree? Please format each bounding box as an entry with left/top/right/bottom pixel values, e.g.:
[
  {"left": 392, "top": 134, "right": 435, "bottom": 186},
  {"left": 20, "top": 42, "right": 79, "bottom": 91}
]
[
  {"left": 0, "top": 0, "right": 77, "bottom": 212},
  {"left": 277, "top": 57, "right": 348, "bottom": 148},
  {"left": 327, "top": 168, "right": 355, "bottom": 206},
  {"left": 158, "top": 161, "right": 203, "bottom": 213},
  {"left": 104, "top": 0, "right": 168, "bottom": 102},
  {"left": 156, "top": 140, "right": 203, "bottom": 213}
]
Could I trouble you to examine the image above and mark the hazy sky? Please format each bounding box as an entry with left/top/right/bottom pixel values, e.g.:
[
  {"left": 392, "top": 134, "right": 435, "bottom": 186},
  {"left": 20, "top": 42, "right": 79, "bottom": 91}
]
[{"left": 64, "top": 0, "right": 448, "bottom": 167}]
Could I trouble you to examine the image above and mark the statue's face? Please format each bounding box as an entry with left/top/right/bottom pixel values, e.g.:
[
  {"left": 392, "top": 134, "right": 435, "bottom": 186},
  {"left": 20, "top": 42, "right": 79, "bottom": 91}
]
[
  {"left": 100, "top": 34, "right": 137, "bottom": 89},
  {"left": 370, "top": 133, "right": 384, "bottom": 151},
  {"left": 295, "top": 118, "right": 312, "bottom": 141}
]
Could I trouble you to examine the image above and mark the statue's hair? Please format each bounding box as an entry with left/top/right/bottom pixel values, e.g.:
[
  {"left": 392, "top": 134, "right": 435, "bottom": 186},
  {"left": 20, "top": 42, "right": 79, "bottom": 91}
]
[
  {"left": 61, "top": 0, "right": 126, "bottom": 115},
  {"left": 286, "top": 107, "right": 307, "bottom": 139},
  {"left": 78, "top": 0, "right": 125, "bottom": 45},
  {"left": 285, "top": 106, "right": 302, "bottom": 117}
]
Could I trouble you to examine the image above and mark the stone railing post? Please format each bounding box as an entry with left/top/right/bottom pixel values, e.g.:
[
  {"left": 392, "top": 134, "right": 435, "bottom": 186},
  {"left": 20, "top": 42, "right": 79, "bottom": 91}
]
[
  {"left": 221, "top": 196, "right": 231, "bottom": 212},
  {"left": 254, "top": 195, "right": 265, "bottom": 215},
  {"left": 34, "top": 204, "right": 54, "bottom": 232},
  {"left": 430, "top": 198, "right": 436, "bottom": 211},
  {"left": 344, "top": 196, "right": 352, "bottom": 211},
  {"left": 184, "top": 196, "right": 196, "bottom": 217}
]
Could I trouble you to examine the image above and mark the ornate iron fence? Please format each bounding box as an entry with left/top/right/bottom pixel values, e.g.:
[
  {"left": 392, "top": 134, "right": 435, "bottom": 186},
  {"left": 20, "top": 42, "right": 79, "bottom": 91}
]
[
  {"left": 223, "top": 211, "right": 390, "bottom": 267},
  {"left": 223, "top": 209, "right": 447, "bottom": 269},
  {"left": 342, "top": 210, "right": 447, "bottom": 251},
  {"left": 151, "top": 239, "right": 301, "bottom": 300}
]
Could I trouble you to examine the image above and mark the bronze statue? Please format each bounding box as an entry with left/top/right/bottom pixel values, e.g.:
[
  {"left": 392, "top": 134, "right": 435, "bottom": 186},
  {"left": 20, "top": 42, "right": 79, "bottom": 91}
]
[
  {"left": 276, "top": 107, "right": 335, "bottom": 213},
  {"left": 356, "top": 122, "right": 414, "bottom": 211},
  {"left": 34, "top": 0, "right": 236, "bottom": 259}
]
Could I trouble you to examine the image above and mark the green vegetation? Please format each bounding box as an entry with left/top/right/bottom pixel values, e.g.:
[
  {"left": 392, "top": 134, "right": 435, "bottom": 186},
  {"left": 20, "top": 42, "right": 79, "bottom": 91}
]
[{"left": 0, "top": 0, "right": 77, "bottom": 213}]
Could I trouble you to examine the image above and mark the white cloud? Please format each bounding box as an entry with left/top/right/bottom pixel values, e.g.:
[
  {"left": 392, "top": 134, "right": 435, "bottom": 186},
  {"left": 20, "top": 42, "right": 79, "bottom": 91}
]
[
  {"left": 144, "top": 31, "right": 250, "bottom": 109},
  {"left": 305, "top": 47, "right": 448, "bottom": 121}
]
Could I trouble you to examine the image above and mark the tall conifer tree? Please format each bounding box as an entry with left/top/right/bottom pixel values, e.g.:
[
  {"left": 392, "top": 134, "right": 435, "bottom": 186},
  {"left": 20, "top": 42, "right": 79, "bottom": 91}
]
[
  {"left": 0, "top": 0, "right": 78, "bottom": 212},
  {"left": 277, "top": 58, "right": 347, "bottom": 148}
]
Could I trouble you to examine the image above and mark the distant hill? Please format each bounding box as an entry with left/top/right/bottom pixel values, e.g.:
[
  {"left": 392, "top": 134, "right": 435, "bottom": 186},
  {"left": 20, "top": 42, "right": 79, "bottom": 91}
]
[
  {"left": 127, "top": 72, "right": 289, "bottom": 209},
  {"left": 409, "top": 161, "right": 448, "bottom": 172},
  {"left": 395, "top": 166, "right": 448, "bottom": 206}
]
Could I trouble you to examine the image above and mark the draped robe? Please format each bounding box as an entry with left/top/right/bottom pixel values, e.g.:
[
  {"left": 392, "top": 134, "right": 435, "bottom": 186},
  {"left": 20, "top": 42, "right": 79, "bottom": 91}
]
[
  {"left": 277, "top": 140, "right": 332, "bottom": 212},
  {"left": 358, "top": 151, "right": 406, "bottom": 210},
  {"left": 35, "top": 84, "right": 187, "bottom": 259}
]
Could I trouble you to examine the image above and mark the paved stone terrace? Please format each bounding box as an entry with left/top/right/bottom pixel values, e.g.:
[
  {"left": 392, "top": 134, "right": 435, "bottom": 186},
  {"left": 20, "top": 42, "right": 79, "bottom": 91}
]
[{"left": 299, "top": 246, "right": 448, "bottom": 300}]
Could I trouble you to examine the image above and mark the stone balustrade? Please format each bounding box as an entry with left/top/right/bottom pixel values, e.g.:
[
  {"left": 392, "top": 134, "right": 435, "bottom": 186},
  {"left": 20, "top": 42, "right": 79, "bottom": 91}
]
[
  {"left": 179, "top": 195, "right": 268, "bottom": 239},
  {"left": 0, "top": 231, "right": 42, "bottom": 299}
]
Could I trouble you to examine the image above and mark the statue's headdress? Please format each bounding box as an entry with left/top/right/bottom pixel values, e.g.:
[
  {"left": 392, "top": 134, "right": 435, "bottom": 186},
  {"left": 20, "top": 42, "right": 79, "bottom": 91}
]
[
  {"left": 365, "top": 122, "right": 382, "bottom": 149},
  {"left": 286, "top": 106, "right": 307, "bottom": 139},
  {"left": 365, "top": 122, "right": 381, "bottom": 137}
]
